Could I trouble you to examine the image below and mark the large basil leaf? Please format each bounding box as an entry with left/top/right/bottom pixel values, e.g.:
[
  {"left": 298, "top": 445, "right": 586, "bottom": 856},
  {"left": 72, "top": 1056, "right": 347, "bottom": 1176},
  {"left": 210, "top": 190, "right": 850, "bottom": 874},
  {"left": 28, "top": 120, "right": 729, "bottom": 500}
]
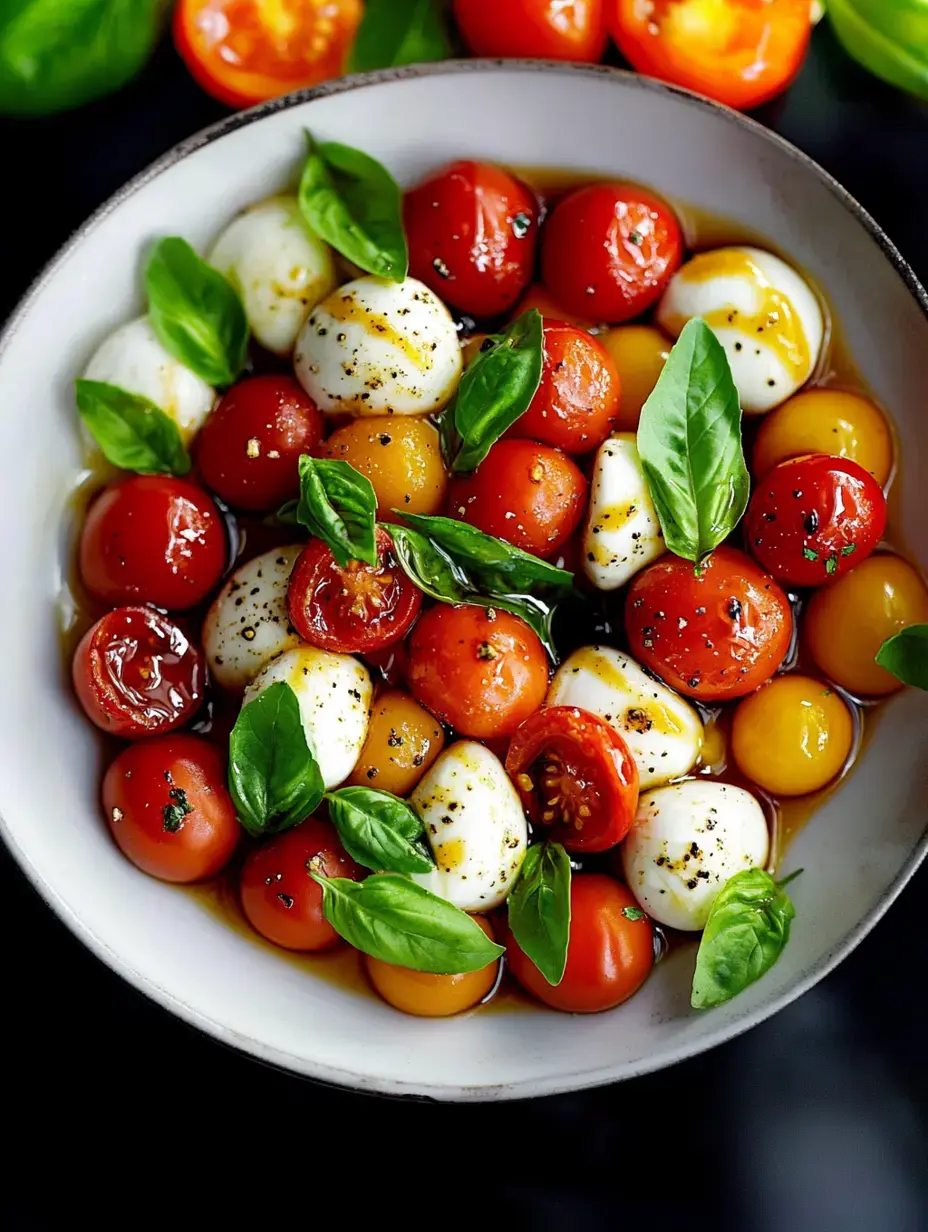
[
  {"left": 75, "top": 379, "right": 191, "bottom": 476},
  {"left": 827, "top": 0, "right": 928, "bottom": 102},
  {"left": 507, "top": 843, "right": 571, "bottom": 986},
  {"left": 325, "top": 787, "right": 434, "bottom": 875},
  {"left": 349, "top": 0, "right": 450, "bottom": 71},
  {"left": 637, "top": 317, "right": 750, "bottom": 564},
  {"left": 876, "top": 624, "right": 928, "bottom": 689},
  {"left": 295, "top": 455, "right": 378, "bottom": 568}
]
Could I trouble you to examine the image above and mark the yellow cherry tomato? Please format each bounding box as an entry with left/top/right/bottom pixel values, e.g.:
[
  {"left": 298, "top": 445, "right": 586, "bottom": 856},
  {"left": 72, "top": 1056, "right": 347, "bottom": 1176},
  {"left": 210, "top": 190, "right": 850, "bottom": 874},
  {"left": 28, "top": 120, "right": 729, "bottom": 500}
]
[
  {"left": 348, "top": 690, "right": 445, "bottom": 796},
  {"left": 805, "top": 554, "right": 928, "bottom": 697},
  {"left": 753, "top": 389, "right": 893, "bottom": 486},
  {"left": 461, "top": 332, "right": 488, "bottom": 368},
  {"left": 365, "top": 916, "right": 498, "bottom": 1017},
  {"left": 600, "top": 325, "right": 671, "bottom": 430},
  {"left": 732, "top": 675, "right": 854, "bottom": 797},
  {"left": 321, "top": 416, "right": 447, "bottom": 519}
]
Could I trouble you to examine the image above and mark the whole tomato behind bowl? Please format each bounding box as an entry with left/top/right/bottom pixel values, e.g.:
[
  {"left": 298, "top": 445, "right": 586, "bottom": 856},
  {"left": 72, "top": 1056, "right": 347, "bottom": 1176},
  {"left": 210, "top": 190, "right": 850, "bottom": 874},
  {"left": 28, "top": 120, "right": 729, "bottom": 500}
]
[{"left": 454, "top": 0, "right": 609, "bottom": 62}]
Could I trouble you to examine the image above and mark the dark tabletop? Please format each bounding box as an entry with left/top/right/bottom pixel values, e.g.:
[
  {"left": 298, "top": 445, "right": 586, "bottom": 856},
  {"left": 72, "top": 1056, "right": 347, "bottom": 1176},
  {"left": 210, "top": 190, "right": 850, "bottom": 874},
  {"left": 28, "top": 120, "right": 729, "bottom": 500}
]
[{"left": 2, "top": 23, "right": 927, "bottom": 1230}]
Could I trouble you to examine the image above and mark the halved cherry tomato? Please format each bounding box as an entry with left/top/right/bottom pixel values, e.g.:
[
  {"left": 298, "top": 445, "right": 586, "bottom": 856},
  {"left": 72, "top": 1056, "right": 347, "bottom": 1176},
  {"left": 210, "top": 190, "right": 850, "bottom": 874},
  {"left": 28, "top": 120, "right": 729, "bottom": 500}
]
[
  {"left": 541, "top": 182, "right": 683, "bottom": 324},
  {"left": 625, "top": 546, "right": 793, "bottom": 701},
  {"left": 454, "top": 0, "right": 609, "bottom": 62},
  {"left": 173, "top": 0, "right": 362, "bottom": 109},
  {"left": 73, "top": 606, "right": 206, "bottom": 738},
  {"left": 404, "top": 161, "right": 538, "bottom": 318},
  {"left": 287, "top": 527, "right": 422, "bottom": 655},
  {"left": 608, "top": 0, "right": 812, "bottom": 112},
  {"left": 506, "top": 706, "right": 639, "bottom": 852},
  {"left": 744, "top": 455, "right": 887, "bottom": 589}
]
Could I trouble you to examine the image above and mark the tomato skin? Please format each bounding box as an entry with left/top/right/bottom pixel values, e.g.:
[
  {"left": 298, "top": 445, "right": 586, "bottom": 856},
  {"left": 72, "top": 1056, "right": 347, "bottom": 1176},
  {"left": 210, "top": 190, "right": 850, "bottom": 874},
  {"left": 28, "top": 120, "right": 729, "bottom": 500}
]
[
  {"left": 447, "top": 439, "right": 587, "bottom": 559},
  {"left": 79, "top": 475, "right": 227, "bottom": 611},
  {"left": 625, "top": 547, "right": 793, "bottom": 701},
  {"left": 753, "top": 389, "right": 893, "bottom": 486},
  {"left": 73, "top": 606, "right": 205, "bottom": 739},
  {"left": 239, "top": 818, "right": 361, "bottom": 951},
  {"left": 513, "top": 283, "right": 596, "bottom": 330},
  {"left": 453, "top": 0, "right": 608, "bottom": 62},
  {"left": 404, "top": 161, "right": 538, "bottom": 318},
  {"left": 508, "top": 874, "right": 653, "bottom": 1013},
  {"left": 505, "top": 706, "right": 639, "bottom": 853},
  {"left": 196, "top": 376, "right": 322, "bottom": 512},
  {"left": 103, "top": 736, "right": 239, "bottom": 883},
  {"left": 287, "top": 527, "right": 422, "bottom": 655},
  {"left": 541, "top": 183, "right": 683, "bottom": 324},
  {"left": 744, "top": 455, "right": 887, "bottom": 588},
  {"left": 366, "top": 916, "right": 498, "bottom": 1017},
  {"left": 407, "top": 605, "right": 548, "bottom": 740}
]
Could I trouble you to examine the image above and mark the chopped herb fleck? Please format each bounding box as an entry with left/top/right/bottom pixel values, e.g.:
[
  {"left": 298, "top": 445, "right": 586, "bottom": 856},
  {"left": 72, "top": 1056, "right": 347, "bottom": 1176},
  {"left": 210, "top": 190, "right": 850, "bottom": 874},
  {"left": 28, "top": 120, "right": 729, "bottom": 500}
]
[
  {"left": 162, "top": 787, "right": 193, "bottom": 833},
  {"left": 622, "top": 906, "right": 646, "bottom": 921},
  {"left": 802, "top": 546, "right": 819, "bottom": 561}
]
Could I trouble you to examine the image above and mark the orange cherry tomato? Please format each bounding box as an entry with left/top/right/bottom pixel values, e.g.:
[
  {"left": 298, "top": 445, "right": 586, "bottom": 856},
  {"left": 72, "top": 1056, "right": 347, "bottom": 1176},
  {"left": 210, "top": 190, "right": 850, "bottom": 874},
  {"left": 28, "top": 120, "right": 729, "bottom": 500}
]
[
  {"left": 453, "top": 0, "right": 608, "bottom": 62},
  {"left": 365, "top": 916, "right": 499, "bottom": 1017}
]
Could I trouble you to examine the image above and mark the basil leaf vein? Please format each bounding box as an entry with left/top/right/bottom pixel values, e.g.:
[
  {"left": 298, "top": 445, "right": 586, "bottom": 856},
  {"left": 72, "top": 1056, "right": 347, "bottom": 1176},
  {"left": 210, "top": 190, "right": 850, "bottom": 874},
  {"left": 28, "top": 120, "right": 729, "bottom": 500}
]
[
  {"left": 507, "top": 842, "right": 571, "bottom": 986},
  {"left": 875, "top": 623, "right": 928, "bottom": 689},
  {"left": 349, "top": 0, "right": 450, "bottom": 71},
  {"left": 325, "top": 787, "right": 434, "bottom": 874},
  {"left": 75, "top": 379, "right": 191, "bottom": 476},
  {"left": 296, "top": 455, "right": 378, "bottom": 568}
]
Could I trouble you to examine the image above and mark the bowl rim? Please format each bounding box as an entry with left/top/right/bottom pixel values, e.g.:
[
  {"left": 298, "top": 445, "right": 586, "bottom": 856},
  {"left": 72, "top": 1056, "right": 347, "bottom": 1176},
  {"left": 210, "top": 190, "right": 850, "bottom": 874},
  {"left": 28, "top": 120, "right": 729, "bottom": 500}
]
[{"left": 2, "top": 59, "right": 927, "bottom": 1102}]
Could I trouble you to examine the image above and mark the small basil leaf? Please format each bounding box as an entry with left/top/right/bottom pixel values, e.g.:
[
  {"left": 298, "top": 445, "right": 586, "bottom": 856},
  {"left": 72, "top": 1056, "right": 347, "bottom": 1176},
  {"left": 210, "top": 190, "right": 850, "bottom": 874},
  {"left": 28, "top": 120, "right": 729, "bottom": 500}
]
[
  {"left": 691, "top": 867, "right": 796, "bottom": 1009},
  {"left": 349, "top": 0, "right": 450, "bottom": 71},
  {"left": 325, "top": 787, "right": 435, "bottom": 874},
  {"left": 875, "top": 624, "right": 928, "bottom": 689},
  {"left": 145, "top": 237, "right": 248, "bottom": 387},
  {"left": 75, "top": 379, "right": 191, "bottom": 476},
  {"left": 274, "top": 499, "right": 300, "bottom": 526},
  {"left": 296, "top": 455, "right": 378, "bottom": 568},
  {"left": 229, "top": 682, "right": 324, "bottom": 838},
  {"left": 311, "top": 873, "right": 504, "bottom": 974},
  {"left": 507, "top": 842, "right": 571, "bottom": 986},
  {"left": 298, "top": 134, "right": 408, "bottom": 283},
  {"left": 637, "top": 316, "right": 750, "bottom": 565}
]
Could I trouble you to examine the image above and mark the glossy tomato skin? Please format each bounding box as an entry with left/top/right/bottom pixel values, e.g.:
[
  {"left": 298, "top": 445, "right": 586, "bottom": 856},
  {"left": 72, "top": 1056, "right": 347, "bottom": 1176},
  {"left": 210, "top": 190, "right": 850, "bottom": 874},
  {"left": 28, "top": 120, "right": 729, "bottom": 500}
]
[
  {"left": 79, "top": 475, "right": 227, "bottom": 611},
  {"left": 625, "top": 547, "right": 793, "bottom": 701},
  {"left": 447, "top": 439, "right": 587, "bottom": 559},
  {"left": 408, "top": 605, "right": 548, "bottom": 740},
  {"left": 73, "top": 606, "right": 205, "bottom": 738},
  {"left": 508, "top": 874, "right": 653, "bottom": 1013},
  {"left": 454, "top": 0, "right": 608, "bottom": 61},
  {"left": 404, "top": 161, "right": 538, "bottom": 318},
  {"left": 744, "top": 455, "right": 887, "bottom": 588},
  {"left": 196, "top": 375, "right": 322, "bottom": 512},
  {"left": 239, "top": 818, "right": 362, "bottom": 951},
  {"left": 287, "top": 527, "right": 422, "bottom": 654},
  {"left": 541, "top": 183, "right": 683, "bottom": 324},
  {"left": 506, "top": 706, "right": 639, "bottom": 853},
  {"left": 103, "top": 735, "right": 239, "bottom": 883}
]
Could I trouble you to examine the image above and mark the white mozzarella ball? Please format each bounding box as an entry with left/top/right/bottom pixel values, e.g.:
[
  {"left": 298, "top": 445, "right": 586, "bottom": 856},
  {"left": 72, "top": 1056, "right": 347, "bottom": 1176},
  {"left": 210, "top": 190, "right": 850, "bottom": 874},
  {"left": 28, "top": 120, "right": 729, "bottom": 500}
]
[
  {"left": 208, "top": 195, "right": 336, "bottom": 357},
  {"left": 410, "top": 742, "right": 527, "bottom": 913},
  {"left": 547, "top": 645, "right": 703, "bottom": 789},
  {"left": 203, "top": 546, "right": 303, "bottom": 692},
  {"left": 294, "top": 276, "right": 463, "bottom": 417},
  {"left": 657, "top": 246, "right": 824, "bottom": 414},
  {"left": 622, "top": 780, "right": 770, "bottom": 931},
  {"left": 583, "top": 433, "right": 666, "bottom": 590},
  {"left": 84, "top": 315, "right": 216, "bottom": 442},
  {"left": 243, "top": 645, "right": 372, "bottom": 790}
]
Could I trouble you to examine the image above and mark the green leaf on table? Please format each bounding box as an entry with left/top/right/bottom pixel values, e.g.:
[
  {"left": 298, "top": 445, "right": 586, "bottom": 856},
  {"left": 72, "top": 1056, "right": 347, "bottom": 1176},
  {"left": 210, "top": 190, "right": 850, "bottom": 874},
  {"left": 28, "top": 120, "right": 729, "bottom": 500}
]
[
  {"left": 349, "top": 0, "right": 451, "bottom": 71},
  {"left": 75, "top": 379, "right": 191, "bottom": 476}
]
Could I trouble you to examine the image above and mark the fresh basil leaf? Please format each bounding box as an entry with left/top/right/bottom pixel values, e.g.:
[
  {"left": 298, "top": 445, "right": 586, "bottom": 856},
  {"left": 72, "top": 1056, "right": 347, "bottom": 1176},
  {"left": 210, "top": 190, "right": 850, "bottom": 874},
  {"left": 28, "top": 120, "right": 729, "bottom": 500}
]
[
  {"left": 311, "top": 873, "right": 504, "bottom": 974},
  {"left": 827, "top": 0, "right": 928, "bottom": 102},
  {"left": 145, "top": 237, "right": 248, "bottom": 387},
  {"left": 75, "top": 379, "right": 191, "bottom": 476},
  {"left": 325, "top": 787, "right": 434, "bottom": 875},
  {"left": 637, "top": 316, "right": 750, "bottom": 565},
  {"left": 349, "top": 0, "right": 450, "bottom": 71},
  {"left": 507, "top": 843, "right": 571, "bottom": 986},
  {"left": 691, "top": 867, "right": 797, "bottom": 1009},
  {"left": 875, "top": 624, "right": 928, "bottom": 689},
  {"left": 448, "top": 310, "right": 545, "bottom": 474},
  {"left": 295, "top": 455, "right": 378, "bottom": 568},
  {"left": 274, "top": 499, "right": 300, "bottom": 526},
  {"left": 299, "top": 134, "right": 408, "bottom": 283},
  {"left": 229, "top": 682, "right": 324, "bottom": 838}
]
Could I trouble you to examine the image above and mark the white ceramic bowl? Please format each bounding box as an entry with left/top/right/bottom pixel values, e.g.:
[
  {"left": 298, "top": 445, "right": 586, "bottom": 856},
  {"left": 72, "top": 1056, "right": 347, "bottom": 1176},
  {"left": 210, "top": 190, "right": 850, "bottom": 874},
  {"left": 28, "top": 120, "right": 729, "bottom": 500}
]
[{"left": 2, "top": 63, "right": 927, "bottom": 1100}]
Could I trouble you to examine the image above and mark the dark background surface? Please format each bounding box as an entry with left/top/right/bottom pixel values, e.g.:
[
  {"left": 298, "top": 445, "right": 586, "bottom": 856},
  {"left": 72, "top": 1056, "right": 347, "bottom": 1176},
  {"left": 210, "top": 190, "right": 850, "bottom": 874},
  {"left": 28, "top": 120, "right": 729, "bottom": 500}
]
[{"left": 2, "top": 23, "right": 927, "bottom": 1230}]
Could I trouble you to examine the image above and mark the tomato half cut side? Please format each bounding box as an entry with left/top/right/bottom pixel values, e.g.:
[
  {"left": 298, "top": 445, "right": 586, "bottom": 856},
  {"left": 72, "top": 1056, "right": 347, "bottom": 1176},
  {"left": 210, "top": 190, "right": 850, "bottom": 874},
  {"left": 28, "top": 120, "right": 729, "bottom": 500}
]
[{"left": 505, "top": 706, "right": 640, "bottom": 853}]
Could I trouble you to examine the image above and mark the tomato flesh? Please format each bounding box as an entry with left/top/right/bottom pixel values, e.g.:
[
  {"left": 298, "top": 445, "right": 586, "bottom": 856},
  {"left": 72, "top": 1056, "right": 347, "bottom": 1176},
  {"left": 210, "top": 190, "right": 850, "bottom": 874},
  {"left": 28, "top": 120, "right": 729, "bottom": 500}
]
[{"left": 454, "top": 0, "right": 608, "bottom": 62}]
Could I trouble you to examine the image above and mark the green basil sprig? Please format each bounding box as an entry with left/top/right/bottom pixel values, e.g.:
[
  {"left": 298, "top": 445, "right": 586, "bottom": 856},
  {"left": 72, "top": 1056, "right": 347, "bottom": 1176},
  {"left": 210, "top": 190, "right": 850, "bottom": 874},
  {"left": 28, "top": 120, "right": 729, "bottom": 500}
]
[
  {"left": 75, "top": 379, "right": 191, "bottom": 476},
  {"left": 294, "top": 455, "right": 378, "bottom": 568},
  {"left": 637, "top": 317, "right": 750, "bottom": 566},
  {"left": 507, "top": 842, "right": 571, "bottom": 986},
  {"left": 299, "top": 134, "right": 408, "bottom": 283},
  {"left": 229, "top": 682, "right": 324, "bottom": 838},
  {"left": 349, "top": 0, "right": 450, "bottom": 71},
  {"left": 876, "top": 624, "right": 928, "bottom": 689},
  {"left": 325, "top": 787, "right": 434, "bottom": 874},
  {"left": 691, "top": 867, "right": 799, "bottom": 1009},
  {"left": 311, "top": 873, "right": 504, "bottom": 974}
]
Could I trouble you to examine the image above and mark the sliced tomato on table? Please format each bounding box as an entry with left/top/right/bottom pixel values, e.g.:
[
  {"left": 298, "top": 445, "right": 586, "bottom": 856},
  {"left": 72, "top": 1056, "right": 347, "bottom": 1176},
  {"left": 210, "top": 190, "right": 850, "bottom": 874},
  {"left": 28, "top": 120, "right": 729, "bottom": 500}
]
[{"left": 453, "top": 0, "right": 609, "bottom": 63}]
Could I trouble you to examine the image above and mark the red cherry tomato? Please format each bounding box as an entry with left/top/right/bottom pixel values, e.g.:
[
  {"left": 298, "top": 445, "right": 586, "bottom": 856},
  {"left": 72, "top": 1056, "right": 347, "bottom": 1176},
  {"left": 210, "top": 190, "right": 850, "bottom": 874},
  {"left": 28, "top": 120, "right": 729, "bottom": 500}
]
[
  {"left": 447, "top": 439, "right": 587, "bottom": 559},
  {"left": 362, "top": 642, "right": 409, "bottom": 689},
  {"left": 506, "top": 707, "right": 639, "bottom": 853},
  {"left": 404, "top": 161, "right": 538, "bottom": 318},
  {"left": 744, "top": 455, "right": 887, "bottom": 589},
  {"left": 287, "top": 527, "right": 422, "bottom": 655},
  {"left": 102, "top": 735, "right": 239, "bottom": 883},
  {"left": 541, "top": 183, "right": 683, "bottom": 324},
  {"left": 514, "top": 282, "right": 596, "bottom": 330},
  {"left": 453, "top": 0, "right": 608, "bottom": 62},
  {"left": 73, "top": 606, "right": 205, "bottom": 738},
  {"left": 239, "top": 818, "right": 362, "bottom": 951},
  {"left": 408, "top": 605, "right": 548, "bottom": 740},
  {"left": 507, "top": 874, "right": 653, "bottom": 1013},
  {"left": 196, "top": 375, "right": 322, "bottom": 512},
  {"left": 79, "top": 475, "right": 227, "bottom": 611}
]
